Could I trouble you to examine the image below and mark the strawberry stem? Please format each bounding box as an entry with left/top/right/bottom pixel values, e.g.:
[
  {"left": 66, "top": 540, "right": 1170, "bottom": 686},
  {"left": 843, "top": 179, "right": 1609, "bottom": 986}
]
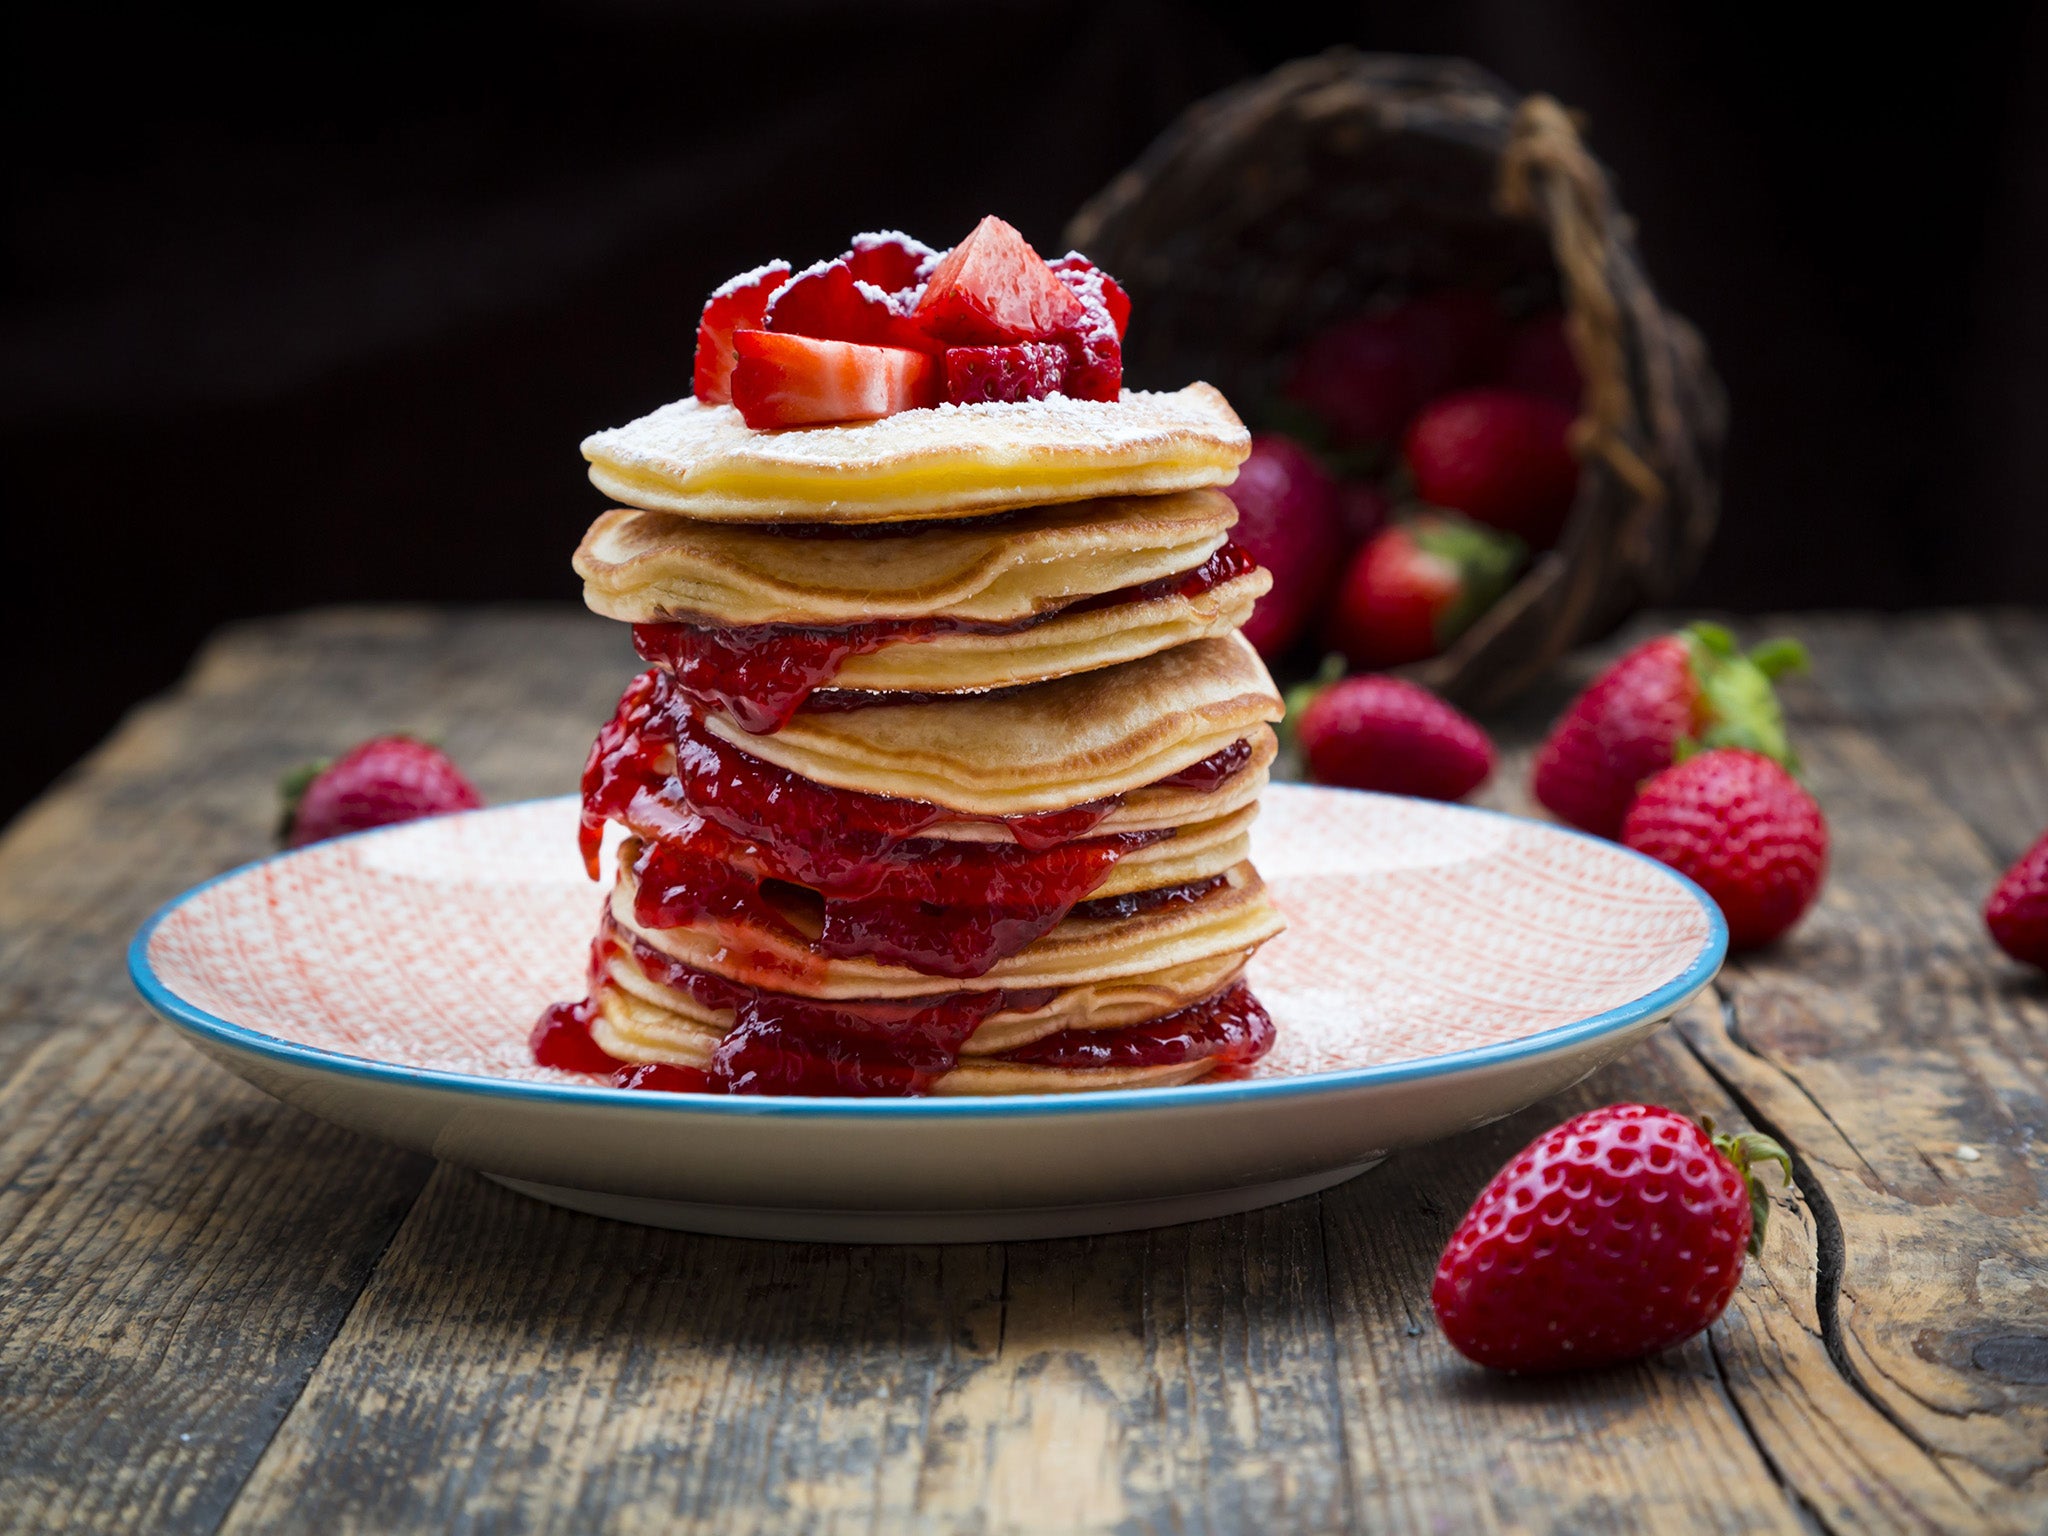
[
  {"left": 1703, "top": 1116, "right": 1797, "bottom": 1256},
  {"left": 1748, "top": 638, "right": 1809, "bottom": 681}
]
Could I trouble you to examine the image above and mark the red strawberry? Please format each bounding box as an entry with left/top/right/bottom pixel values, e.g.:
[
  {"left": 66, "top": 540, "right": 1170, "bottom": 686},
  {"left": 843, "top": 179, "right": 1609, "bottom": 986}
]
[
  {"left": 1283, "top": 290, "right": 1505, "bottom": 449},
  {"left": 693, "top": 261, "right": 792, "bottom": 404},
  {"left": 915, "top": 215, "right": 1087, "bottom": 346},
  {"left": 1049, "top": 252, "right": 1132, "bottom": 339},
  {"left": 764, "top": 258, "right": 930, "bottom": 351},
  {"left": 1622, "top": 749, "right": 1829, "bottom": 949},
  {"left": 729, "top": 330, "right": 940, "bottom": 428},
  {"left": 1494, "top": 311, "right": 1583, "bottom": 407},
  {"left": 1532, "top": 625, "right": 1806, "bottom": 840},
  {"left": 1433, "top": 1104, "right": 1793, "bottom": 1373},
  {"left": 1404, "top": 387, "right": 1580, "bottom": 547},
  {"left": 1295, "top": 675, "right": 1493, "bottom": 800},
  {"left": 281, "top": 736, "right": 482, "bottom": 848},
  {"left": 1987, "top": 830, "right": 2048, "bottom": 970},
  {"left": 1221, "top": 434, "right": 1345, "bottom": 657},
  {"left": 1051, "top": 281, "right": 1122, "bottom": 401},
  {"left": 1322, "top": 513, "right": 1523, "bottom": 670},
  {"left": 945, "top": 342, "right": 1067, "bottom": 404},
  {"left": 846, "top": 230, "right": 936, "bottom": 292}
]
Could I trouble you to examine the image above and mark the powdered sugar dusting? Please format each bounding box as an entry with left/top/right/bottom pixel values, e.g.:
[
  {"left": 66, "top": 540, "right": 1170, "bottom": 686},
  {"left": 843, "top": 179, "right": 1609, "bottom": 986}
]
[
  {"left": 710, "top": 260, "right": 792, "bottom": 300},
  {"left": 583, "top": 384, "right": 1247, "bottom": 474}
]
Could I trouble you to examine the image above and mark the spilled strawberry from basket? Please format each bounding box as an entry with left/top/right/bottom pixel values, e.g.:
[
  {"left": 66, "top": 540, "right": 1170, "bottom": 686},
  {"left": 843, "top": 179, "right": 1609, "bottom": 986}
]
[
  {"left": 1404, "top": 386, "right": 1580, "bottom": 549},
  {"left": 693, "top": 217, "right": 1130, "bottom": 426},
  {"left": 1986, "top": 828, "right": 2048, "bottom": 972},
  {"left": 1433, "top": 1104, "right": 1794, "bottom": 1373},
  {"left": 1623, "top": 748, "right": 1829, "bottom": 951},
  {"left": 1533, "top": 623, "right": 1807, "bottom": 841},
  {"left": 1293, "top": 674, "right": 1494, "bottom": 802},
  {"left": 1321, "top": 511, "right": 1523, "bottom": 670},
  {"left": 1221, "top": 433, "right": 1347, "bottom": 657},
  {"left": 280, "top": 735, "right": 483, "bottom": 848}
]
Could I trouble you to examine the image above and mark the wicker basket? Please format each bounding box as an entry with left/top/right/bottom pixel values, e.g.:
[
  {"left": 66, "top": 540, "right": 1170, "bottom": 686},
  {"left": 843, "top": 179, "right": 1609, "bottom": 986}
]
[{"left": 1066, "top": 49, "right": 1726, "bottom": 710}]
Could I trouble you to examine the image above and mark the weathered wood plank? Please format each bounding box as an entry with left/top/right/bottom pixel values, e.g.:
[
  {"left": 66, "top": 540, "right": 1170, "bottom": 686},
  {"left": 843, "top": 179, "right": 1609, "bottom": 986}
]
[
  {"left": 1658, "top": 614, "right": 2048, "bottom": 1533},
  {"left": 0, "top": 607, "right": 629, "bottom": 1534}
]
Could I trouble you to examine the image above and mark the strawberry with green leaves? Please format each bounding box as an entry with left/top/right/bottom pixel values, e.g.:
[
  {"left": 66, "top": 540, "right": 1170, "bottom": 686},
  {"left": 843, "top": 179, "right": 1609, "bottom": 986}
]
[
  {"left": 1322, "top": 512, "right": 1523, "bottom": 670},
  {"left": 1532, "top": 624, "right": 1807, "bottom": 840},
  {"left": 1433, "top": 1104, "right": 1795, "bottom": 1373}
]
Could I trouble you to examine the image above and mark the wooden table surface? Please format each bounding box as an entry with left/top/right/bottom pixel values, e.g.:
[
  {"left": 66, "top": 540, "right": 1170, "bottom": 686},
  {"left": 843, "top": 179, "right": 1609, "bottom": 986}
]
[{"left": 4, "top": 605, "right": 2046, "bottom": 1535}]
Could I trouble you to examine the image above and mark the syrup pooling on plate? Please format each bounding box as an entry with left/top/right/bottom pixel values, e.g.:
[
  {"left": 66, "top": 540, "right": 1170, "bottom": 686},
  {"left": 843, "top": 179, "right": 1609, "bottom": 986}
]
[{"left": 631, "top": 541, "right": 1257, "bottom": 733}]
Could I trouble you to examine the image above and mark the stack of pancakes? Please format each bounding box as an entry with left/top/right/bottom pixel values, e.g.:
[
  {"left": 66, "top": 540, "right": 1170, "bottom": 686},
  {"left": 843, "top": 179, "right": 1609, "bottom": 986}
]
[{"left": 562, "top": 382, "right": 1288, "bottom": 1095}]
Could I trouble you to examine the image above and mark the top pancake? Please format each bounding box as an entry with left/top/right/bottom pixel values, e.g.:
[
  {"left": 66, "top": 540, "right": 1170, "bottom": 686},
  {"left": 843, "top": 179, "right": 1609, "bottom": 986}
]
[
  {"left": 581, "top": 385, "right": 1249, "bottom": 523},
  {"left": 707, "top": 633, "right": 1283, "bottom": 815},
  {"left": 577, "top": 488, "right": 1239, "bottom": 627}
]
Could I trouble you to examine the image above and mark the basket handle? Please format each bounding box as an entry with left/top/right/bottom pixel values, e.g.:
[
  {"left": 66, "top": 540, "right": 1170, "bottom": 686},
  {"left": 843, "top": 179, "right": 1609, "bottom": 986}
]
[{"left": 1499, "top": 96, "right": 1664, "bottom": 508}]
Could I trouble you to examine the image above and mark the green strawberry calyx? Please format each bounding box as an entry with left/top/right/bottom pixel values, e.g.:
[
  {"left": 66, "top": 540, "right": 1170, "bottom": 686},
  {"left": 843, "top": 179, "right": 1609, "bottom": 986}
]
[
  {"left": 1278, "top": 653, "right": 1347, "bottom": 756},
  {"left": 1678, "top": 622, "right": 1808, "bottom": 772},
  {"left": 1702, "top": 1116, "right": 1797, "bottom": 1256},
  {"left": 277, "top": 759, "right": 333, "bottom": 843},
  {"left": 1409, "top": 510, "right": 1526, "bottom": 649}
]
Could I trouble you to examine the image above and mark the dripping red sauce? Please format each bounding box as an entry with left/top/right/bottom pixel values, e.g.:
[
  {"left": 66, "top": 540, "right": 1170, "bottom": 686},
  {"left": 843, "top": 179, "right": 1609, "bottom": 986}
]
[
  {"left": 578, "top": 668, "right": 1255, "bottom": 979},
  {"left": 532, "top": 921, "right": 1271, "bottom": 1096},
  {"left": 632, "top": 541, "right": 1258, "bottom": 733}
]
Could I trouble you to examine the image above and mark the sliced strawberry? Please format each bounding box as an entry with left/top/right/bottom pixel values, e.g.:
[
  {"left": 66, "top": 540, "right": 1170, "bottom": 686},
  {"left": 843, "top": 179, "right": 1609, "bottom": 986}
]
[
  {"left": 916, "top": 216, "right": 1087, "bottom": 346},
  {"left": 945, "top": 343, "right": 1067, "bottom": 404},
  {"left": 764, "top": 258, "right": 932, "bottom": 351},
  {"left": 694, "top": 261, "right": 792, "bottom": 405},
  {"left": 730, "top": 330, "right": 939, "bottom": 428},
  {"left": 1050, "top": 252, "right": 1132, "bottom": 339},
  {"left": 847, "top": 230, "right": 937, "bottom": 293}
]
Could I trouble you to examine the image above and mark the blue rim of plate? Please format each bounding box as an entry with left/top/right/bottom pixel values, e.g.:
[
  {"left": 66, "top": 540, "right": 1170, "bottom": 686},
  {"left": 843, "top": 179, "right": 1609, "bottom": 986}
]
[{"left": 128, "top": 789, "right": 1728, "bottom": 1119}]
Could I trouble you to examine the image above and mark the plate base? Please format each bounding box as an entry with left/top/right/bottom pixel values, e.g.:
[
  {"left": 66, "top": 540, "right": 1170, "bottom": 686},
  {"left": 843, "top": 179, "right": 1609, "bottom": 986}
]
[{"left": 486, "top": 1161, "right": 1387, "bottom": 1243}]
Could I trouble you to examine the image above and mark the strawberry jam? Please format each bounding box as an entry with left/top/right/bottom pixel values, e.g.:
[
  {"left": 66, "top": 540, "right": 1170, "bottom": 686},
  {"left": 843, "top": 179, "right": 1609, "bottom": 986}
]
[
  {"left": 1002, "top": 983, "right": 1272, "bottom": 1071},
  {"left": 578, "top": 667, "right": 1253, "bottom": 980},
  {"left": 632, "top": 541, "right": 1257, "bottom": 733},
  {"left": 535, "top": 914, "right": 1271, "bottom": 1097}
]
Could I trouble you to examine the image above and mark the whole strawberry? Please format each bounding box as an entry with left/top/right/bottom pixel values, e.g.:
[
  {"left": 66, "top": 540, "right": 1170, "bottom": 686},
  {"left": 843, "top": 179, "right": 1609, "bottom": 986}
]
[
  {"left": 281, "top": 736, "right": 483, "bottom": 848},
  {"left": 1986, "top": 829, "right": 2048, "bottom": 971},
  {"left": 1404, "top": 387, "right": 1579, "bottom": 548},
  {"left": 1223, "top": 433, "right": 1346, "bottom": 657},
  {"left": 1322, "top": 512, "right": 1523, "bottom": 670},
  {"left": 1532, "top": 624, "right": 1806, "bottom": 840},
  {"left": 1433, "top": 1104, "right": 1792, "bottom": 1373},
  {"left": 1295, "top": 675, "right": 1493, "bottom": 801},
  {"left": 1623, "top": 749, "right": 1828, "bottom": 950}
]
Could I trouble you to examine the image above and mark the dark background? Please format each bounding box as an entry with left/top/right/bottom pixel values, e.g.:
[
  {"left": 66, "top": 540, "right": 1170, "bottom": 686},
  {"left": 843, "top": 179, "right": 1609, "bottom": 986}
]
[{"left": 6, "top": 2, "right": 2046, "bottom": 824}]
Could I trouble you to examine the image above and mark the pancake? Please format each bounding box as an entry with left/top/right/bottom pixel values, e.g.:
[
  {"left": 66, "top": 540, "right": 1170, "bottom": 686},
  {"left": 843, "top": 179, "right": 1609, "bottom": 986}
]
[
  {"left": 707, "top": 634, "right": 1283, "bottom": 815},
  {"left": 581, "top": 385, "right": 1250, "bottom": 523},
  {"left": 821, "top": 567, "right": 1265, "bottom": 695},
  {"left": 590, "top": 983, "right": 1230, "bottom": 1096},
  {"left": 611, "top": 859, "right": 1284, "bottom": 999},
  {"left": 577, "top": 489, "right": 1242, "bottom": 627},
  {"left": 918, "top": 727, "right": 1277, "bottom": 842},
  {"left": 598, "top": 945, "right": 1248, "bottom": 1058}
]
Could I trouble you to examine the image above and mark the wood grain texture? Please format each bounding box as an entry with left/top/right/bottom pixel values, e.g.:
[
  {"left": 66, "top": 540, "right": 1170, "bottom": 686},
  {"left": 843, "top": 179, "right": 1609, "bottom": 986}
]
[{"left": 4, "top": 605, "right": 2046, "bottom": 1534}]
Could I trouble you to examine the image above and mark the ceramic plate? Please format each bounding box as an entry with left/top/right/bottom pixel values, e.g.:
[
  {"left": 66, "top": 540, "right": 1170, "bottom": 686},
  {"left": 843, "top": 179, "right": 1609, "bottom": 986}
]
[{"left": 130, "top": 786, "right": 1725, "bottom": 1242}]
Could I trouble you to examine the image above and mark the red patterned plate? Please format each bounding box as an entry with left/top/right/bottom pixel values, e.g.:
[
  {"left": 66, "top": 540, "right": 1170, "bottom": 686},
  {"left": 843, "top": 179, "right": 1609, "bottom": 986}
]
[{"left": 131, "top": 785, "right": 1723, "bottom": 1241}]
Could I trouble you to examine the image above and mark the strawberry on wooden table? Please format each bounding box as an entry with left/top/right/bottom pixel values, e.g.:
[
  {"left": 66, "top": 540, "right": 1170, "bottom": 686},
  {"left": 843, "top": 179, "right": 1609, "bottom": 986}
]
[
  {"left": 1985, "top": 829, "right": 2048, "bottom": 971},
  {"left": 1294, "top": 675, "right": 1493, "bottom": 801},
  {"left": 1532, "top": 623, "right": 1806, "bottom": 841},
  {"left": 1321, "top": 512, "right": 1523, "bottom": 670},
  {"left": 1433, "top": 1104, "right": 1794, "bottom": 1374},
  {"left": 281, "top": 736, "right": 482, "bottom": 848},
  {"left": 1404, "top": 386, "right": 1580, "bottom": 548},
  {"left": 692, "top": 261, "right": 792, "bottom": 404},
  {"left": 1220, "top": 433, "right": 1345, "bottom": 657},
  {"left": 1622, "top": 748, "right": 1829, "bottom": 950},
  {"left": 729, "top": 330, "right": 940, "bottom": 428}
]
